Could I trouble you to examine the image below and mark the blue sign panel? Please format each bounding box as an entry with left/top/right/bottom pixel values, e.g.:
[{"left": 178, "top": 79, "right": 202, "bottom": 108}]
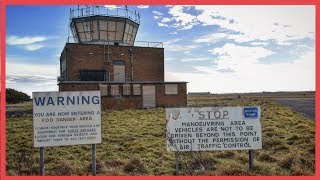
[{"left": 243, "top": 107, "right": 259, "bottom": 118}]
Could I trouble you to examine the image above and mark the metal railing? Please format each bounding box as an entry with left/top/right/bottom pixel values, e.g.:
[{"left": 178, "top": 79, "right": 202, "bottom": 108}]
[
  {"left": 66, "top": 36, "right": 163, "bottom": 48},
  {"left": 57, "top": 73, "right": 131, "bottom": 82},
  {"left": 107, "top": 73, "right": 131, "bottom": 82},
  {"left": 70, "top": 5, "right": 140, "bottom": 24}
]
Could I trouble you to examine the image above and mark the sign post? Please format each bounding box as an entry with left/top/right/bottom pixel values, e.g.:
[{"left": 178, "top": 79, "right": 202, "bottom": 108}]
[
  {"left": 166, "top": 106, "right": 262, "bottom": 172},
  {"left": 40, "top": 147, "right": 44, "bottom": 176},
  {"left": 92, "top": 144, "right": 97, "bottom": 176},
  {"left": 249, "top": 149, "right": 254, "bottom": 169},
  {"left": 33, "top": 91, "right": 102, "bottom": 176},
  {"left": 175, "top": 151, "right": 179, "bottom": 175}
]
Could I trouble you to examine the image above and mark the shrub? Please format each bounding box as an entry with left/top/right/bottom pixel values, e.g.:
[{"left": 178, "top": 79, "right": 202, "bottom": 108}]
[{"left": 6, "top": 88, "right": 31, "bottom": 104}]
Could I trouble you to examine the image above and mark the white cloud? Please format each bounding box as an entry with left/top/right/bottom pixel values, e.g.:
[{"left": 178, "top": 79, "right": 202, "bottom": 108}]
[
  {"left": 162, "top": 6, "right": 314, "bottom": 44},
  {"left": 153, "top": 15, "right": 160, "bottom": 19},
  {"left": 6, "top": 62, "right": 60, "bottom": 96},
  {"left": 194, "top": 33, "right": 228, "bottom": 43},
  {"left": 24, "top": 44, "right": 45, "bottom": 51},
  {"left": 181, "top": 57, "right": 210, "bottom": 62},
  {"left": 161, "top": 17, "right": 172, "bottom": 23},
  {"left": 104, "top": 5, "right": 118, "bottom": 10},
  {"left": 166, "top": 43, "right": 314, "bottom": 93},
  {"left": 250, "top": 42, "right": 269, "bottom": 46},
  {"left": 164, "top": 38, "right": 201, "bottom": 52},
  {"left": 7, "top": 62, "right": 59, "bottom": 78},
  {"left": 210, "top": 43, "right": 275, "bottom": 70},
  {"left": 277, "top": 41, "right": 293, "bottom": 46},
  {"left": 7, "top": 35, "right": 47, "bottom": 45},
  {"left": 168, "top": 6, "right": 197, "bottom": 30},
  {"left": 7, "top": 35, "right": 48, "bottom": 51},
  {"left": 137, "top": 5, "right": 149, "bottom": 9},
  {"left": 157, "top": 22, "right": 169, "bottom": 27},
  {"left": 184, "top": 51, "right": 191, "bottom": 55},
  {"left": 153, "top": 10, "right": 163, "bottom": 15},
  {"left": 165, "top": 57, "right": 175, "bottom": 61},
  {"left": 194, "top": 5, "right": 315, "bottom": 45},
  {"left": 179, "top": 24, "right": 194, "bottom": 30}
]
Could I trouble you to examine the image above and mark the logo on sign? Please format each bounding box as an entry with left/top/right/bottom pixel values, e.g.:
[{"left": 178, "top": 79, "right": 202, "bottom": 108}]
[{"left": 243, "top": 107, "right": 258, "bottom": 118}]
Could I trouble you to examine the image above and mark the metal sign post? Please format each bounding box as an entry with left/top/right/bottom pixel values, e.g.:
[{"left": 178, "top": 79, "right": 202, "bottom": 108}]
[
  {"left": 175, "top": 151, "right": 179, "bottom": 176},
  {"left": 249, "top": 149, "right": 254, "bottom": 170},
  {"left": 40, "top": 147, "right": 44, "bottom": 176},
  {"left": 92, "top": 144, "right": 97, "bottom": 176}
]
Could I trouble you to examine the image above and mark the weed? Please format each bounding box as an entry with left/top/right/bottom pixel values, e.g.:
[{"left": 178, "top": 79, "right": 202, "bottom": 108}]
[{"left": 123, "top": 157, "right": 148, "bottom": 175}]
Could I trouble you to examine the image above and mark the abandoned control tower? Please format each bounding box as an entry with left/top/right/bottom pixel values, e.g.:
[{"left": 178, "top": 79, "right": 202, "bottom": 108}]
[{"left": 58, "top": 6, "right": 187, "bottom": 110}]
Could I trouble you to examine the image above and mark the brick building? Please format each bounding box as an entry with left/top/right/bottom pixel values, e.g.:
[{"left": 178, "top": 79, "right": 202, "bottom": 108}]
[{"left": 58, "top": 6, "right": 187, "bottom": 110}]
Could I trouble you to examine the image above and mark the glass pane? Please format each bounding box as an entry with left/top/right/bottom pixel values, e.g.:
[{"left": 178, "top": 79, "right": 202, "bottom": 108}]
[
  {"left": 92, "top": 20, "right": 98, "bottom": 40},
  {"left": 128, "top": 24, "right": 133, "bottom": 34},
  {"left": 99, "top": 20, "right": 108, "bottom": 30},
  {"left": 115, "top": 22, "right": 125, "bottom": 41},
  {"left": 123, "top": 33, "right": 129, "bottom": 43},
  {"left": 83, "top": 21, "right": 91, "bottom": 32},
  {"left": 108, "top": 32, "right": 116, "bottom": 41},
  {"left": 108, "top": 21, "right": 116, "bottom": 31},
  {"left": 78, "top": 32, "right": 85, "bottom": 41},
  {"left": 76, "top": 22, "right": 84, "bottom": 32},
  {"left": 125, "top": 23, "right": 130, "bottom": 33},
  {"left": 100, "top": 31, "right": 108, "bottom": 40}
]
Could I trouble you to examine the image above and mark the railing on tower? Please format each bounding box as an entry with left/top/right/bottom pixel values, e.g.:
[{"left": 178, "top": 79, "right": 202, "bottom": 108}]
[{"left": 70, "top": 5, "right": 140, "bottom": 24}]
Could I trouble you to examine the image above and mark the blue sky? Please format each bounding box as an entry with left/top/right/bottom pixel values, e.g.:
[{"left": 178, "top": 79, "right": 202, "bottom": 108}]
[{"left": 6, "top": 5, "right": 315, "bottom": 95}]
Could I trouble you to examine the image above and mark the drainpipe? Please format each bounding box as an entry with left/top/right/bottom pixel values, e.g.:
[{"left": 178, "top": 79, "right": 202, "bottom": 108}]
[{"left": 129, "top": 48, "right": 134, "bottom": 81}]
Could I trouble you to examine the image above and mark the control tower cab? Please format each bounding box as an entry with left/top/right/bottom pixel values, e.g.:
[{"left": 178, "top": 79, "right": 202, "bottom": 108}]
[{"left": 70, "top": 5, "right": 139, "bottom": 45}]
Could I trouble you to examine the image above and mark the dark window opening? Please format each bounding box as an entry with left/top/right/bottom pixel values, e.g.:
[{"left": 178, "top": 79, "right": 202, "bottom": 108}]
[{"left": 80, "top": 70, "right": 105, "bottom": 81}]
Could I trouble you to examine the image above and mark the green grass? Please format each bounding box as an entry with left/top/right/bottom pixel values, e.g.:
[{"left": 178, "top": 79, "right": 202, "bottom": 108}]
[
  {"left": 6, "top": 96, "right": 315, "bottom": 176},
  {"left": 6, "top": 101, "right": 32, "bottom": 112}
]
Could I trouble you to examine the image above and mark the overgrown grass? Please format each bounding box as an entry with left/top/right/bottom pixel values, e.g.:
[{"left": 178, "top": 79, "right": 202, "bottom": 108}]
[{"left": 6, "top": 97, "right": 315, "bottom": 175}]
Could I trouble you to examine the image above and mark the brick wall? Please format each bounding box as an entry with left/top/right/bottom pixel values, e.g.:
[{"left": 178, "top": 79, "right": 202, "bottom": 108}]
[
  {"left": 62, "top": 43, "right": 164, "bottom": 82},
  {"left": 156, "top": 83, "right": 187, "bottom": 107},
  {"left": 59, "top": 82, "right": 187, "bottom": 109}
]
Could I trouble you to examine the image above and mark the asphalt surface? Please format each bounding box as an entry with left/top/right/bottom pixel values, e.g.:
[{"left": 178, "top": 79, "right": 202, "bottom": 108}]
[{"left": 275, "top": 98, "right": 315, "bottom": 120}]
